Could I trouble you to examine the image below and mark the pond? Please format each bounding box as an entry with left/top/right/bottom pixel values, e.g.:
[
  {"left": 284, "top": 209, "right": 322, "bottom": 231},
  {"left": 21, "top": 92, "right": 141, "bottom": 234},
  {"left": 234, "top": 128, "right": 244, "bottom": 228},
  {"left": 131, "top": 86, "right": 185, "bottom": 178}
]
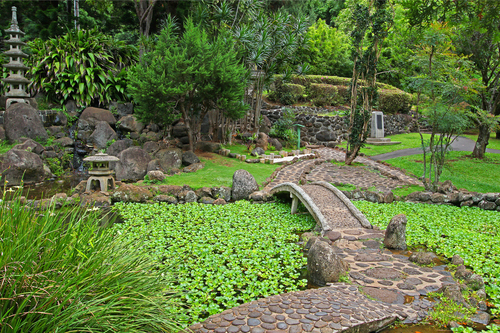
[{"left": 0, "top": 174, "right": 86, "bottom": 200}]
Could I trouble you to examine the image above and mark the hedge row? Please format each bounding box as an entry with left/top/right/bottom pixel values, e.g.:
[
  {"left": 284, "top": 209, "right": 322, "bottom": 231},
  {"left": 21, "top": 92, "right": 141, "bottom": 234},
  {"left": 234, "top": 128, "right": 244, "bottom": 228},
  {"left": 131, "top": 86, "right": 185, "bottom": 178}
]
[{"left": 269, "top": 75, "right": 412, "bottom": 114}]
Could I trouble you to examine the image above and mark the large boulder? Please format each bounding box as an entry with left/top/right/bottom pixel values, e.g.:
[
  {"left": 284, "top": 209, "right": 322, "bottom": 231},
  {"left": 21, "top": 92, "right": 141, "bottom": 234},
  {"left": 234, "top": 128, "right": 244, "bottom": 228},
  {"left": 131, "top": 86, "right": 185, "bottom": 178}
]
[
  {"left": 383, "top": 214, "right": 407, "bottom": 250},
  {"left": 54, "top": 137, "right": 74, "bottom": 148},
  {"left": 4, "top": 103, "right": 48, "bottom": 143},
  {"left": 172, "top": 122, "right": 188, "bottom": 138},
  {"left": 118, "top": 115, "right": 145, "bottom": 133},
  {"left": 80, "top": 107, "right": 116, "bottom": 126},
  {"left": 114, "top": 147, "right": 152, "bottom": 181},
  {"left": 268, "top": 138, "right": 282, "bottom": 151},
  {"left": 182, "top": 151, "right": 200, "bottom": 166},
  {"left": 259, "top": 115, "right": 272, "bottom": 134},
  {"left": 316, "top": 129, "right": 337, "bottom": 142},
  {"left": 147, "top": 170, "right": 166, "bottom": 182},
  {"left": 231, "top": 169, "right": 259, "bottom": 200},
  {"left": 183, "top": 162, "right": 204, "bottom": 173},
  {"left": 255, "top": 132, "right": 269, "bottom": 150},
  {"left": 143, "top": 141, "right": 160, "bottom": 155},
  {"left": 196, "top": 141, "right": 221, "bottom": 153},
  {"left": 111, "top": 184, "right": 153, "bottom": 203},
  {"left": 307, "top": 240, "right": 350, "bottom": 286},
  {"left": 409, "top": 251, "right": 437, "bottom": 265},
  {"left": 0, "top": 149, "right": 46, "bottom": 185},
  {"left": 109, "top": 101, "right": 133, "bottom": 118},
  {"left": 89, "top": 121, "right": 118, "bottom": 150},
  {"left": 106, "top": 139, "right": 133, "bottom": 157},
  {"left": 13, "top": 139, "right": 45, "bottom": 155},
  {"left": 212, "top": 186, "right": 231, "bottom": 201},
  {"left": 155, "top": 148, "right": 182, "bottom": 171}
]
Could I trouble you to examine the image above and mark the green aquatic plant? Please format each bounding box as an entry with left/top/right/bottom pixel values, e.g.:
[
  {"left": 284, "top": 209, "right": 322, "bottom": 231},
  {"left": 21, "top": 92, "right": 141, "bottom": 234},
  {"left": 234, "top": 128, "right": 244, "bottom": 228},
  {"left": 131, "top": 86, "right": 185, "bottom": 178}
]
[{"left": 113, "top": 200, "right": 316, "bottom": 325}]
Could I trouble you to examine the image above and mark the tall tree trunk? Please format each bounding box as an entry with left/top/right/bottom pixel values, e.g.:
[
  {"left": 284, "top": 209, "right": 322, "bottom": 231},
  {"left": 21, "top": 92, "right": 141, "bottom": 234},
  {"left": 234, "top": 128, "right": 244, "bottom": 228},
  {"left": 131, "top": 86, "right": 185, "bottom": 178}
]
[
  {"left": 472, "top": 123, "right": 490, "bottom": 159},
  {"left": 181, "top": 104, "right": 194, "bottom": 152}
]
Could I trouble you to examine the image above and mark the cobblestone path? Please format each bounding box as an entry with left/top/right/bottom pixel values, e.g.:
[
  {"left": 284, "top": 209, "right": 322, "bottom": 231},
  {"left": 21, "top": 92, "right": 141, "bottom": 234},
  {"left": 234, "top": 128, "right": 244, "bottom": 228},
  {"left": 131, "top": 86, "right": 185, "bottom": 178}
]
[{"left": 189, "top": 148, "right": 444, "bottom": 333}]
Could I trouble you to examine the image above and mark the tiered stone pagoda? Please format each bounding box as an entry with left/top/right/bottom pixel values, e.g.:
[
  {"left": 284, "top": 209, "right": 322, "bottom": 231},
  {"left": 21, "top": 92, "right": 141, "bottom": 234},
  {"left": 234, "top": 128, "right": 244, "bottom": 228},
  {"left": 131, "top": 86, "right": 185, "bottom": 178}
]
[{"left": 2, "top": 6, "right": 31, "bottom": 109}]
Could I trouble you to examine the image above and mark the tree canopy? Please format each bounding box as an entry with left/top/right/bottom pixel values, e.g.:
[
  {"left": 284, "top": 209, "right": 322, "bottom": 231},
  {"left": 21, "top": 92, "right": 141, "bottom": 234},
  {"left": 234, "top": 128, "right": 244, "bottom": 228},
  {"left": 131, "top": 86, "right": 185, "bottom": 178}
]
[{"left": 127, "top": 18, "right": 249, "bottom": 151}]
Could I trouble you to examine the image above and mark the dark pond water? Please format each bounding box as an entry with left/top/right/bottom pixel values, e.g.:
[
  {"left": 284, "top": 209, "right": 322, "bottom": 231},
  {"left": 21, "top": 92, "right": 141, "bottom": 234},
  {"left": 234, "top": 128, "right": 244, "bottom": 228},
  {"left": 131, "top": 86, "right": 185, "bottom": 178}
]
[{"left": 0, "top": 174, "right": 86, "bottom": 200}]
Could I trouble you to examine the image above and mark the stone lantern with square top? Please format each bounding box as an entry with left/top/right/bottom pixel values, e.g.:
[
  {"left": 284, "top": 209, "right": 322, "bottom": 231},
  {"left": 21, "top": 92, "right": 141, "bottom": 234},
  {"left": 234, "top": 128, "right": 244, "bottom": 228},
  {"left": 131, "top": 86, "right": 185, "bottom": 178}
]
[{"left": 83, "top": 152, "right": 120, "bottom": 192}]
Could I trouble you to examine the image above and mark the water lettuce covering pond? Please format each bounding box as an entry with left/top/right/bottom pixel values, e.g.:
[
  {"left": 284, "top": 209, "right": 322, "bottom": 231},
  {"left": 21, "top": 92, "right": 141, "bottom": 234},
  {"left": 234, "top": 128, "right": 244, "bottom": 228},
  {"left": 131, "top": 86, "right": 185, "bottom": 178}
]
[
  {"left": 113, "top": 201, "right": 316, "bottom": 324},
  {"left": 353, "top": 201, "right": 500, "bottom": 316}
]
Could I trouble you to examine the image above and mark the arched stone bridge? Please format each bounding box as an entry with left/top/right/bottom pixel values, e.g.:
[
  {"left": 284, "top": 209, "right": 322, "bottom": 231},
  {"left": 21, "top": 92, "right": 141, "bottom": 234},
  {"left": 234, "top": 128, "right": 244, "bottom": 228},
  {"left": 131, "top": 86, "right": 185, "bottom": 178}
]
[{"left": 270, "top": 181, "right": 372, "bottom": 232}]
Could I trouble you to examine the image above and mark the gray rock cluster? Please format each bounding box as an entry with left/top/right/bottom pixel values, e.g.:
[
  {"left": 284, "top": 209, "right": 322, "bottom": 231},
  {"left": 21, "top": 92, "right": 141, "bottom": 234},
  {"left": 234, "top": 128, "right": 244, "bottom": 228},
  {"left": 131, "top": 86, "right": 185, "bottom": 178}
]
[{"left": 406, "top": 189, "right": 500, "bottom": 211}]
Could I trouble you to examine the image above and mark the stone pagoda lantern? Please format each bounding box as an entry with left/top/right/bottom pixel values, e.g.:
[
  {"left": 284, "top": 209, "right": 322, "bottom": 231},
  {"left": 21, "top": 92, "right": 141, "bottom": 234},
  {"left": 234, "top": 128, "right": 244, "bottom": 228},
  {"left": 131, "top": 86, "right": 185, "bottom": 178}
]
[
  {"left": 83, "top": 152, "right": 120, "bottom": 192},
  {"left": 2, "top": 6, "right": 31, "bottom": 109}
]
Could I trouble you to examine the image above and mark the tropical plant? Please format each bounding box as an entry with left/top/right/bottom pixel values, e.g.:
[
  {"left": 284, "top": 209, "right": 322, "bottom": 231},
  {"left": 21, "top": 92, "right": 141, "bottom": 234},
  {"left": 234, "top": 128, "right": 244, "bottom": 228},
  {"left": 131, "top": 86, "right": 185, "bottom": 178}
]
[
  {"left": 128, "top": 18, "right": 249, "bottom": 151},
  {"left": 269, "top": 108, "right": 298, "bottom": 146},
  {"left": 27, "top": 28, "right": 137, "bottom": 107},
  {"left": 0, "top": 189, "right": 179, "bottom": 332},
  {"left": 405, "top": 22, "right": 476, "bottom": 191},
  {"left": 402, "top": 0, "right": 500, "bottom": 158},
  {"left": 232, "top": 10, "right": 309, "bottom": 130},
  {"left": 297, "top": 19, "right": 353, "bottom": 77}
]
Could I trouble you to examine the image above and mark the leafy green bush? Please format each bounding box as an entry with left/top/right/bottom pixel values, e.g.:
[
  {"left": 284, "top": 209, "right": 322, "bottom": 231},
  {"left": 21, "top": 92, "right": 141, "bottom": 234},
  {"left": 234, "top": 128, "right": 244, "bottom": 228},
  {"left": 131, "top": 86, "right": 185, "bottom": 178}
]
[
  {"left": 353, "top": 200, "right": 500, "bottom": 315},
  {"left": 269, "top": 108, "right": 299, "bottom": 146},
  {"left": 28, "top": 29, "right": 137, "bottom": 107},
  {"left": 296, "top": 19, "right": 353, "bottom": 77},
  {"left": 0, "top": 190, "right": 178, "bottom": 332},
  {"left": 269, "top": 82, "right": 305, "bottom": 105},
  {"left": 308, "top": 83, "right": 341, "bottom": 106},
  {"left": 377, "top": 89, "right": 412, "bottom": 114},
  {"left": 113, "top": 201, "right": 316, "bottom": 325}
]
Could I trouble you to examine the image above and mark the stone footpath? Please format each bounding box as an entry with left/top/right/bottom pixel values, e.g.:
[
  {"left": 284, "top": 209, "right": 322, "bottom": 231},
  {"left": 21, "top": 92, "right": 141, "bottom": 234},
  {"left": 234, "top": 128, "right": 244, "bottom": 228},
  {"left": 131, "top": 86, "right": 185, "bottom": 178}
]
[
  {"left": 264, "top": 148, "right": 420, "bottom": 193},
  {"left": 189, "top": 228, "right": 462, "bottom": 333},
  {"left": 187, "top": 148, "right": 465, "bottom": 333}
]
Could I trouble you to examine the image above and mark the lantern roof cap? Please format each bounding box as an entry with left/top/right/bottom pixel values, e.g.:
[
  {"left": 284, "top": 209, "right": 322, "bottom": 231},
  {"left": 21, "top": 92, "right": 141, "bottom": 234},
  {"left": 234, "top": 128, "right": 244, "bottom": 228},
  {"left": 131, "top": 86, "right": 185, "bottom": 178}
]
[{"left": 83, "top": 152, "right": 120, "bottom": 162}]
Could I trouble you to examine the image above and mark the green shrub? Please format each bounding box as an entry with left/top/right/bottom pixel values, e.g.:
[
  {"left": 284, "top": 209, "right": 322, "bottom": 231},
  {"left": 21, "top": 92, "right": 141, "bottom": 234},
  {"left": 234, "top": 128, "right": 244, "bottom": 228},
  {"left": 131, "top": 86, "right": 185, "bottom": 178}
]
[
  {"left": 113, "top": 201, "right": 316, "bottom": 325},
  {"left": 296, "top": 19, "right": 353, "bottom": 77},
  {"left": 0, "top": 190, "right": 178, "bottom": 332},
  {"left": 28, "top": 29, "right": 137, "bottom": 107},
  {"left": 309, "top": 83, "right": 341, "bottom": 106},
  {"left": 377, "top": 89, "right": 412, "bottom": 114},
  {"left": 269, "top": 107, "right": 299, "bottom": 146},
  {"left": 269, "top": 82, "right": 305, "bottom": 105},
  {"left": 336, "top": 85, "right": 350, "bottom": 103}
]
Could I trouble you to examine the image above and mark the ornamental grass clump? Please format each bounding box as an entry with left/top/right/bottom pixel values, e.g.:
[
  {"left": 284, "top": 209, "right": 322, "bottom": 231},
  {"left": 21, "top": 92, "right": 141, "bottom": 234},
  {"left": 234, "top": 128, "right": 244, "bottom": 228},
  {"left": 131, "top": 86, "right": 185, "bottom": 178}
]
[{"left": 0, "top": 189, "right": 179, "bottom": 332}]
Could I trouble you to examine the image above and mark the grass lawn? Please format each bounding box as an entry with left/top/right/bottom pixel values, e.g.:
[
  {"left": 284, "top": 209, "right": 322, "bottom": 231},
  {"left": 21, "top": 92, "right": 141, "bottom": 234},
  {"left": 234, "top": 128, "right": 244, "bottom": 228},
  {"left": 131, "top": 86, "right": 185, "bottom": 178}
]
[
  {"left": 462, "top": 132, "right": 500, "bottom": 151},
  {"left": 159, "top": 151, "right": 279, "bottom": 189},
  {"left": 385, "top": 151, "right": 500, "bottom": 193},
  {"left": 338, "top": 133, "right": 432, "bottom": 156}
]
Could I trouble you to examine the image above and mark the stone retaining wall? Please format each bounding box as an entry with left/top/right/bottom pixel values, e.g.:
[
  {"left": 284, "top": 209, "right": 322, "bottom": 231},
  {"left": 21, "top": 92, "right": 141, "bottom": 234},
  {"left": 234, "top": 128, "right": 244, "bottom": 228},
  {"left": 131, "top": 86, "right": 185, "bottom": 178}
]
[{"left": 260, "top": 104, "right": 419, "bottom": 145}]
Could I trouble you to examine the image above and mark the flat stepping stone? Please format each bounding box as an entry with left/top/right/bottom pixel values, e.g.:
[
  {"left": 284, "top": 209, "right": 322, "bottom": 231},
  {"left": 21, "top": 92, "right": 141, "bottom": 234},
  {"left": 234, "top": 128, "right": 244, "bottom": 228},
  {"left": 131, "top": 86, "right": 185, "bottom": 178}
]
[{"left": 363, "top": 267, "right": 403, "bottom": 280}]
